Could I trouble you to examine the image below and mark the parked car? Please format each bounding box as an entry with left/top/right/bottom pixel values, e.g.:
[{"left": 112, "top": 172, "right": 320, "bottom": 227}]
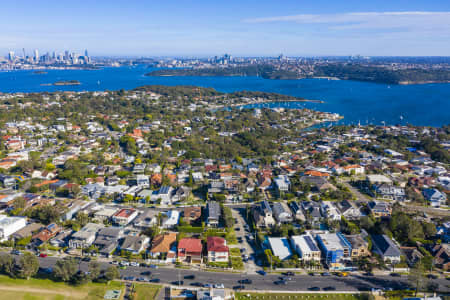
[
  {"left": 184, "top": 275, "right": 195, "bottom": 280},
  {"left": 150, "top": 278, "right": 160, "bottom": 283},
  {"left": 214, "top": 283, "right": 225, "bottom": 289},
  {"left": 308, "top": 287, "right": 320, "bottom": 291},
  {"left": 149, "top": 264, "right": 158, "bottom": 269},
  {"left": 257, "top": 270, "right": 267, "bottom": 276},
  {"left": 323, "top": 286, "right": 336, "bottom": 291},
  {"left": 39, "top": 253, "right": 48, "bottom": 258}
]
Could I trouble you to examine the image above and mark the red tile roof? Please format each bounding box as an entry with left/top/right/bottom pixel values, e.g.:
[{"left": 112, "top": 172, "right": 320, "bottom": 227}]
[{"left": 207, "top": 236, "right": 229, "bottom": 252}]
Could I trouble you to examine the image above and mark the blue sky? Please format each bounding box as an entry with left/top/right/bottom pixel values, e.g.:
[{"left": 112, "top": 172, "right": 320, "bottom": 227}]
[{"left": 1, "top": 0, "right": 449, "bottom": 56}]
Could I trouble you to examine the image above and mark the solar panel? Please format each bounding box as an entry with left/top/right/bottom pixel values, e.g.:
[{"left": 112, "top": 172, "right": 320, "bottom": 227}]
[{"left": 304, "top": 235, "right": 319, "bottom": 252}]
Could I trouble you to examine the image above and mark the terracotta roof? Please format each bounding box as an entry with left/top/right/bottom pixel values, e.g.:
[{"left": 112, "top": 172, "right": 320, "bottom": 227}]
[
  {"left": 150, "top": 232, "right": 177, "bottom": 254},
  {"left": 178, "top": 238, "right": 202, "bottom": 254}
]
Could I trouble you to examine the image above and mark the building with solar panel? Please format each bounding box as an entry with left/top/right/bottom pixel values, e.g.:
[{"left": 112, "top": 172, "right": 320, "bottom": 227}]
[{"left": 290, "top": 234, "right": 321, "bottom": 262}]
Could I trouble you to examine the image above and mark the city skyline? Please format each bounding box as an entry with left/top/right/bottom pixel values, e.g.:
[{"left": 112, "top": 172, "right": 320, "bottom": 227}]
[{"left": 1, "top": 0, "right": 450, "bottom": 57}]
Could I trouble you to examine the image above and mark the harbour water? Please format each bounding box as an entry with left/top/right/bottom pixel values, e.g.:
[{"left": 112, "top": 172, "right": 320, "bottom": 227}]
[{"left": 0, "top": 65, "right": 449, "bottom": 127}]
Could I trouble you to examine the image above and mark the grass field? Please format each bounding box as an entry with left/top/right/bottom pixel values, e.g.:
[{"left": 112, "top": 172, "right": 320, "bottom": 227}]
[
  {"left": 235, "top": 292, "right": 368, "bottom": 300},
  {"left": 0, "top": 275, "right": 125, "bottom": 300},
  {"left": 133, "top": 283, "right": 161, "bottom": 300}
]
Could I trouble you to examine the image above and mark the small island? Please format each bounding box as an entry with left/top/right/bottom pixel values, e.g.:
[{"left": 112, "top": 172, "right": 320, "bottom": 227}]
[{"left": 52, "top": 80, "right": 81, "bottom": 86}]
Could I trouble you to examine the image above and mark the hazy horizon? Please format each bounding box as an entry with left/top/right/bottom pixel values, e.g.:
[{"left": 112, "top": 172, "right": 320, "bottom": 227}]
[{"left": 1, "top": 0, "right": 449, "bottom": 57}]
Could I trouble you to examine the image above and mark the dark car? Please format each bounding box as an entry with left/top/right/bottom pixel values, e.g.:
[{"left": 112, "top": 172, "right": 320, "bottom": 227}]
[
  {"left": 184, "top": 275, "right": 195, "bottom": 279},
  {"left": 82, "top": 256, "right": 91, "bottom": 262},
  {"left": 284, "top": 271, "right": 295, "bottom": 276},
  {"left": 323, "top": 286, "right": 336, "bottom": 291},
  {"left": 390, "top": 273, "right": 401, "bottom": 277},
  {"left": 274, "top": 280, "right": 287, "bottom": 285},
  {"left": 427, "top": 274, "right": 438, "bottom": 279},
  {"left": 141, "top": 271, "right": 151, "bottom": 276},
  {"left": 239, "top": 279, "right": 252, "bottom": 284},
  {"left": 190, "top": 282, "right": 203, "bottom": 287},
  {"left": 308, "top": 287, "right": 320, "bottom": 291},
  {"left": 257, "top": 270, "right": 267, "bottom": 276},
  {"left": 233, "top": 285, "right": 246, "bottom": 290},
  {"left": 150, "top": 278, "right": 160, "bottom": 283},
  {"left": 364, "top": 272, "right": 374, "bottom": 276},
  {"left": 172, "top": 280, "right": 184, "bottom": 285}
]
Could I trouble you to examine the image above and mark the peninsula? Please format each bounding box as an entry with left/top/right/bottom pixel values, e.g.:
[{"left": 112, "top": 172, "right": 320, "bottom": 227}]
[{"left": 146, "top": 61, "right": 450, "bottom": 85}]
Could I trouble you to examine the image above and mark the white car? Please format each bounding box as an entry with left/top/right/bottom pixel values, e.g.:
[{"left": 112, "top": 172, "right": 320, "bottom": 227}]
[
  {"left": 130, "top": 262, "right": 139, "bottom": 267},
  {"left": 214, "top": 283, "right": 225, "bottom": 289},
  {"left": 120, "top": 261, "right": 130, "bottom": 266}
]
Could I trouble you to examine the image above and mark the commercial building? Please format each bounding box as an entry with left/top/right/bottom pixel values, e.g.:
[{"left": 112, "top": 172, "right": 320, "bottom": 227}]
[
  {"left": 268, "top": 237, "right": 292, "bottom": 261},
  {"left": 316, "top": 233, "right": 351, "bottom": 270},
  {"left": 290, "top": 234, "right": 321, "bottom": 262},
  {"left": 0, "top": 215, "right": 26, "bottom": 241}
]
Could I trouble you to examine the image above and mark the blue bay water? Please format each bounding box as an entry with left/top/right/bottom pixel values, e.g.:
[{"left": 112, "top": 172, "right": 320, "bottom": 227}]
[{"left": 0, "top": 65, "right": 449, "bottom": 127}]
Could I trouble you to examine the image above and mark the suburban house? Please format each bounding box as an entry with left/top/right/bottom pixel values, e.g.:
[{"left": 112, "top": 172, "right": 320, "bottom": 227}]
[
  {"left": 274, "top": 175, "right": 290, "bottom": 194},
  {"left": 119, "top": 235, "right": 150, "bottom": 255},
  {"left": 290, "top": 234, "right": 321, "bottom": 262},
  {"left": 272, "top": 202, "right": 293, "bottom": 224},
  {"left": 94, "top": 227, "right": 123, "bottom": 257},
  {"left": 372, "top": 183, "right": 406, "bottom": 201},
  {"left": 337, "top": 200, "right": 362, "bottom": 220},
  {"left": 133, "top": 209, "right": 158, "bottom": 229},
  {"left": 289, "top": 201, "right": 306, "bottom": 222},
  {"left": 371, "top": 234, "right": 401, "bottom": 263},
  {"left": 320, "top": 201, "right": 342, "bottom": 221},
  {"left": 162, "top": 210, "right": 180, "bottom": 229},
  {"left": 183, "top": 207, "right": 202, "bottom": 225},
  {"left": 252, "top": 200, "right": 275, "bottom": 228},
  {"left": 423, "top": 188, "right": 447, "bottom": 207},
  {"left": 151, "top": 186, "right": 174, "bottom": 205},
  {"left": 206, "top": 201, "right": 221, "bottom": 227},
  {"left": 112, "top": 208, "right": 138, "bottom": 226},
  {"left": 178, "top": 238, "right": 203, "bottom": 264},
  {"left": 345, "top": 234, "right": 370, "bottom": 258},
  {"left": 368, "top": 201, "right": 392, "bottom": 218},
  {"left": 69, "top": 223, "right": 104, "bottom": 249},
  {"left": 432, "top": 244, "right": 450, "bottom": 271},
  {"left": 400, "top": 246, "right": 424, "bottom": 267},
  {"left": 31, "top": 223, "right": 60, "bottom": 245},
  {"left": 149, "top": 232, "right": 177, "bottom": 261},
  {"left": 207, "top": 236, "right": 229, "bottom": 263}
]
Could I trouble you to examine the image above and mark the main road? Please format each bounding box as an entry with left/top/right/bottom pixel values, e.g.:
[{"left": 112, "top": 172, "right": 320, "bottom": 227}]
[{"left": 38, "top": 256, "right": 450, "bottom": 292}]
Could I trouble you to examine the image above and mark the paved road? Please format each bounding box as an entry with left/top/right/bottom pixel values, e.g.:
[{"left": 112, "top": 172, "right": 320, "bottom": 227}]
[{"left": 38, "top": 257, "right": 450, "bottom": 292}]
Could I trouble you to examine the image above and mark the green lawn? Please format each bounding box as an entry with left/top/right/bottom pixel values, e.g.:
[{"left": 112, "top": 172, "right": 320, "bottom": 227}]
[
  {"left": 133, "top": 283, "right": 161, "bottom": 300},
  {"left": 0, "top": 275, "right": 124, "bottom": 300},
  {"left": 235, "top": 293, "right": 368, "bottom": 300}
]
